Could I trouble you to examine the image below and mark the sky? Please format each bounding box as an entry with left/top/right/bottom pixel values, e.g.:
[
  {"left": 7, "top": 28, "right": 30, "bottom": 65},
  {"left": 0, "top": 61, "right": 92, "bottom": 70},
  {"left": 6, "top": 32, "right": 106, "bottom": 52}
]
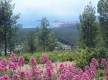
[{"left": 12, "top": 0, "right": 99, "bottom": 28}]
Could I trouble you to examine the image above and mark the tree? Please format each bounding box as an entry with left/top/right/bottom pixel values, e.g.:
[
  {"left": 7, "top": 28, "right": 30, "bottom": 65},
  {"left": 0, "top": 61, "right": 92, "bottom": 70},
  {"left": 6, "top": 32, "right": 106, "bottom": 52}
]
[
  {"left": 97, "top": 0, "right": 108, "bottom": 47},
  {"left": 37, "top": 17, "right": 56, "bottom": 51},
  {"left": 8, "top": 24, "right": 21, "bottom": 54},
  {"left": 26, "top": 30, "right": 36, "bottom": 53},
  {"left": 79, "top": 2, "right": 98, "bottom": 48},
  {"left": 0, "top": 0, "right": 20, "bottom": 56}
]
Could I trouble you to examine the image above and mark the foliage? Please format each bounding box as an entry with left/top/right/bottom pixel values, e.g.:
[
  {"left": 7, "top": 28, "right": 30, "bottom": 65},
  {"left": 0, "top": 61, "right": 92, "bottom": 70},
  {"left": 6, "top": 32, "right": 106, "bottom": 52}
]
[
  {"left": 53, "top": 24, "right": 79, "bottom": 47},
  {"left": 0, "top": 53, "right": 108, "bottom": 79},
  {"left": 75, "top": 48, "right": 108, "bottom": 68},
  {"left": 79, "top": 2, "right": 98, "bottom": 48},
  {"left": 37, "top": 17, "right": 56, "bottom": 52},
  {"left": 97, "top": 0, "right": 108, "bottom": 47},
  {"left": 0, "top": 0, "right": 20, "bottom": 56},
  {"left": 17, "top": 24, "right": 79, "bottom": 49},
  {"left": 23, "top": 30, "right": 36, "bottom": 53}
]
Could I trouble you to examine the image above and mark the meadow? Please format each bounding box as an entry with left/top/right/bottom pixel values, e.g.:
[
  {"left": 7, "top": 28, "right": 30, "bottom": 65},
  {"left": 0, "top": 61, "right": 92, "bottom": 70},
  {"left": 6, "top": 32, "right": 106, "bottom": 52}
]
[{"left": 0, "top": 48, "right": 108, "bottom": 80}]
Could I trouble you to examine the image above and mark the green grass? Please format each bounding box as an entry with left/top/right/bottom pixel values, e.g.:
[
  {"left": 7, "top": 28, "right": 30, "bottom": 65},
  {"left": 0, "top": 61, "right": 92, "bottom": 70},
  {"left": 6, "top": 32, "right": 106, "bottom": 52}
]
[
  {"left": 0, "top": 51, "right": 80, "bottom": 64},
  {"left": 1, "top": 48, "right": 108, "bottom": 68}
]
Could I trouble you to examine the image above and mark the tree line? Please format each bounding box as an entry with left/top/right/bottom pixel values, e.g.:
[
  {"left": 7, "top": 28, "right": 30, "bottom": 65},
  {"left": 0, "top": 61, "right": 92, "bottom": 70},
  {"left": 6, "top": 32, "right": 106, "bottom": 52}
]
[
  {"left": 1, "top": 0, "right": 108, "bottom": 56},
  {"left": 0, "top": 0, "right": 21, "bottom": 56},
  {"left": 0, "top": 0, "right": 56, "bottom": 56},
  {"left": 23, "top": 18, "right": 56, "bottom": 53},
  {"left": 78, "top": 0, "right": 108, "bottom": 48}
]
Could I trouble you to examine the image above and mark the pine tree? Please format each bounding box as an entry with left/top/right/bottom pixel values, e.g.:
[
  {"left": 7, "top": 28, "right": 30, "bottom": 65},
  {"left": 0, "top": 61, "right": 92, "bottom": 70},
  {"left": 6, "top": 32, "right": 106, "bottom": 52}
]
[
  {"left": 0, "top": 0, "right": 20, "bottom": 56},
  {"left": 26, "top": 30, "right": 36, "bottom": 53},
  {"left": 97, "top": 0, "right": 108, "bottom": 47},
  {"left": 38, "top": 17, "right": 56, "bottom": 51},
  {"left": 79, "top": 2, "right": 98, "bottom": 48}
]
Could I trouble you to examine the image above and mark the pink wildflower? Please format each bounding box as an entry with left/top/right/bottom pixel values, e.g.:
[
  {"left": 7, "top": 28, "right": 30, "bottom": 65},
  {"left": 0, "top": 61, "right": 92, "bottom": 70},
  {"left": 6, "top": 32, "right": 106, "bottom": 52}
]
[
  {"left": 40, "top": 54, "right": 48, "bottom": 63},
  {"left": 81, "top": 72, "right": 90, "bottom": 80},
  {"left": 84, "top": 65, "right": 90, "bottom": 72},
  {"left": 18, "top": 56, "right": 24, "bottom": 66},
  {"left": 90, "top": 71, "right": 95, "bottom": 78},
  {"left": 90, "top": 63, "right": 97, "bottom": 73},
  {"left": 0, "top": 77, "right": 3, "bottom": 80},
  {"left": 58, "top": 74, "right": 66, "bottom": 80},
  {"left": 8, "top": 62, "right": 16, "bottom": 70},
  {"left": 0, "top": 58, "right": 7, "bottom": 71},
  {"left": 29, "top": 57, "right": 37, "bottom": 67},
  {"left": 0, "top": 58, "right": 7, "bottom": 67},
  {"left": 0, "top": 63, "right": 2, "bottom": 71},
  {"left": 58, "top": 64, "right": 65, "bottom": 73},
  {"left": 10, "top": 53, "right": 17, "bottom": 62},
  {"left": 72, "top": 75, "right": 80, "bottom": 80},
  {"left": 104, "top": 65, "right": 108, "bottom": 75},
  {"left": 25, "top": 71, "right": 32, "bottom": 80},
  {"left": 101, "top": 58, "right": 107, "bottom": 67},
  {"left": 12, "top": 74, "right": 20, "bottom": 80},
  {"left": 91, "top": 58, "right": 99, "bottom": 67},
  {"left": 105, "top": 76, "right": 108, "bottom": 80},
  {"left": 45, "top": 60, "right": 53, "bottom": 69},
  {"left": 43, "top": 67, "right": 55, "bottom": 80},
  {"left": 20, "top": 71, "right": 25, "bottom": 78},
  {"left": 2, "top": 75, "right": 10, "bottom": 80},
  {"left": 31, "top": 67, "right": 40, "bottom": 79}
]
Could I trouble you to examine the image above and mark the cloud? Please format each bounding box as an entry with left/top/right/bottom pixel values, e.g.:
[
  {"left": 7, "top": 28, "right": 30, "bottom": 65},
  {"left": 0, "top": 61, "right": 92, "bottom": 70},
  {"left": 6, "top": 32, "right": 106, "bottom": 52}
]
[{"left": 12, "top": 0, "right": 99, "bottom": 27}]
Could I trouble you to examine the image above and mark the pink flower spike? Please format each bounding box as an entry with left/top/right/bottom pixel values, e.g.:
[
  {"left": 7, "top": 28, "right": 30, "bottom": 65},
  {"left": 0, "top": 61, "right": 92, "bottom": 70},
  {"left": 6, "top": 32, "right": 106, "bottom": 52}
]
[
  {"left": 30, "top": 57, "right": 37, "bottom": 67},
  {"left": 9, "top": 53, "right": 17, "bottom": 62},
  {"left": 25, "top": 71, "right": 32, "bottom": 80},
  {"left": 12, "top": 74, "right": 20, "bottom": 80},
  {"left": 91, "top": 58, "right": 99, "bottom": 67},
  {"left": 81, "top": 72, "right": 90, "bottom": 80},
  {"left": 2, "top": 75, "right": 10, "bottom": 80},
  {"left": 18, "top": 56, "right": 24, "bottom": 66},
  {"left": 40, "top": 54, "right": 48, "bottom": 63},
  {"left": 101, "top": 58, "right": 107, "bottom": 67},
  {"left": 72, "top": 75, "right": 80, "bottom": 80},
  {"left": 8, "top": 62, "right": 15, "bottom": 70}
]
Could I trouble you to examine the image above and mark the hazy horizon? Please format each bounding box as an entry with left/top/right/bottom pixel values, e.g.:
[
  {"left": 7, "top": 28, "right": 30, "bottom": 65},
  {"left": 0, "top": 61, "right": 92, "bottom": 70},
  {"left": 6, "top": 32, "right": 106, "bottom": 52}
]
[{"left": 13, "top": 0, "right": 99, "bottom": 28}]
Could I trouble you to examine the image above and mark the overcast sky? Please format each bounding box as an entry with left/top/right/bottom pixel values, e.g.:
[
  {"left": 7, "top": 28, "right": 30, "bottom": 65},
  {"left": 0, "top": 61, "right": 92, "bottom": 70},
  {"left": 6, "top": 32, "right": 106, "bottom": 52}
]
[{"left": 12, "top": 0, "right": 99, "bottom": 28}]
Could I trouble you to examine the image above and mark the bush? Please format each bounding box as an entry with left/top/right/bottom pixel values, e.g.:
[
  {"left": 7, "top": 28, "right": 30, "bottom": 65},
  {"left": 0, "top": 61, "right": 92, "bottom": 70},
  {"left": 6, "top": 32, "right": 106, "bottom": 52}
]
[{"left": 75, "top": 48, "right": 108, "bottom": 68}]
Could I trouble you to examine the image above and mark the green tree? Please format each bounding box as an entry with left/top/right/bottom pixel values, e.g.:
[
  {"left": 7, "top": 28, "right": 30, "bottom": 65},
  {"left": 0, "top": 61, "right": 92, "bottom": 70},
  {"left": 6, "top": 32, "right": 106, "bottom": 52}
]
[
  {"left": 0, "top": 0, "right": 20, "bottom": 56},
  {"left": 38, "top": 17, "right": 56, "bottom": 51},
  {"left": 24, "top": 30, "right": 36, "bottom": 53},
  {"left": 97, "top": 0, "right": 108, "bottom": 47},
  {"left": 8, "top": 24, "right": 21, "bottom": 54},
  {"left": 79, "top": 2, "right": 98, "bottom": 48}
]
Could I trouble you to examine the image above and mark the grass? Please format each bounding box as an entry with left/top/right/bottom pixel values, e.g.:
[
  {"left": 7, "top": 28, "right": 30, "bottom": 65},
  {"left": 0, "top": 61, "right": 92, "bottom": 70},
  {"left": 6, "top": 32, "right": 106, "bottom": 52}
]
[
  {"left": 1, "top": 48, "right": 107, "bottom": 68},
  {"left": 0, "top": 50, "right": 81, "bottom": 64}
]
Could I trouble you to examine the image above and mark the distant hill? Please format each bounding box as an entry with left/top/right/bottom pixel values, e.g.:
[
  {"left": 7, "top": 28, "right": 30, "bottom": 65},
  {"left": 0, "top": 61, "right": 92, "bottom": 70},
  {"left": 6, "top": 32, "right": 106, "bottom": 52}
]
[
  {"left": 53, "top": 23, "right": 79, "bottom": 46},
  {"left": 17, "top": 23, "right": 79, "bottom": 46}
]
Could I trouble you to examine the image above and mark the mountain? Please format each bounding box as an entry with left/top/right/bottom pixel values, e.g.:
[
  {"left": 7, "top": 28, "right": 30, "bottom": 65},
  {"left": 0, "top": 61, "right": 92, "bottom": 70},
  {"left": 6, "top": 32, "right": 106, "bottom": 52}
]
[
  {"left": 17, "top": 23, "right": 79, "bottom": 46},
  {"left": 51, "top": 21, "right": 79, "bottom": 28},
  {"left": 53, "top": 23, "right": 79, "bottom": 46}
]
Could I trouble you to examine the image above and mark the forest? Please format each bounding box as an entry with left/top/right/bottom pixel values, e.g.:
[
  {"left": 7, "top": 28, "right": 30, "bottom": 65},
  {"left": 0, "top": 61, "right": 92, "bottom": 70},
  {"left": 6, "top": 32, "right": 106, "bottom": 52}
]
[{"left": 1, "top": 0, "right": 108, "bottom": 80}]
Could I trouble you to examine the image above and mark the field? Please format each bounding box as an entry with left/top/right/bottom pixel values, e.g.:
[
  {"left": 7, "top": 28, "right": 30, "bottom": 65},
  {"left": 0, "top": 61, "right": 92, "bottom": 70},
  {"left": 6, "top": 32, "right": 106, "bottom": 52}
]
[{"left": 0, "top": 48, "right": 108, "bottom": 80}]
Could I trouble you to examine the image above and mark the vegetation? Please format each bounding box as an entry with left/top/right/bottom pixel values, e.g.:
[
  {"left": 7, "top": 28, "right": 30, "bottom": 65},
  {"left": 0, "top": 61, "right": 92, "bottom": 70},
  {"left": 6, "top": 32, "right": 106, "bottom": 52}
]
[
  {"left": 53, "top": 24, "right": 79, "bottom": 47},
  {"left": 22, "top": 18, "right": 56, "bottom": 53},
  {"left": 0, "top": 0, "right": 21, "bottom": 56},
  {"left": 37, "top": 18, "right": 56, "bottom": 52},
  {"left": 79, "top": 2, "right": 98, "bottom": 48},
  {"left": 1, "top": 0, "right": 108, "bottom": 79},
  {"left": 0, "top": 53, "right": 108, "bottom": 79},
  {"left": 24, "top": 30, "right": 36, "bottom": 53},
  {"left": 97, "top": 0, "right": 108, "bottom": 47}
]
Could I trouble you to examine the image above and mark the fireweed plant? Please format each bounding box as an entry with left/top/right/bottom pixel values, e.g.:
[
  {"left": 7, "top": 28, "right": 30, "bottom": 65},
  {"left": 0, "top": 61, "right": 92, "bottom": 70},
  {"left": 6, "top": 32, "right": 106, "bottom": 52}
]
[{"left": 0, "top": 53, "right": 108, "bottom": 80}]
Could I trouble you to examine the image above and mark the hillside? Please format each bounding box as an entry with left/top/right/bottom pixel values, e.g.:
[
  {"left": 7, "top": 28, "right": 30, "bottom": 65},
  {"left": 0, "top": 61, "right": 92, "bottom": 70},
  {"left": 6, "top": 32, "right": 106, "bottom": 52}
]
[
  {"left": 53, "top": 23, "right": 79, "bottom": 46},
  {"left": 17, "top": 23, "right": 79, "bottom": 46}
]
